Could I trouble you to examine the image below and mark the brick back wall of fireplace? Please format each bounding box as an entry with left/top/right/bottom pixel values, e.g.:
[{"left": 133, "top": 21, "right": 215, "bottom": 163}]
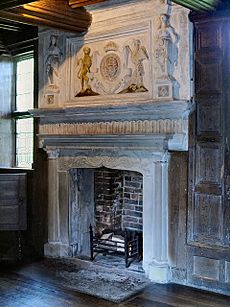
[{"left": 94, "top": 168, "right": 143, "bottom": 234}]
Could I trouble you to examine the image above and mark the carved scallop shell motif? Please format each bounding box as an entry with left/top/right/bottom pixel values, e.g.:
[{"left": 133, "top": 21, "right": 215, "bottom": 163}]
[{"left": 100, "top": 53, "right": 121, "bottom": 82}]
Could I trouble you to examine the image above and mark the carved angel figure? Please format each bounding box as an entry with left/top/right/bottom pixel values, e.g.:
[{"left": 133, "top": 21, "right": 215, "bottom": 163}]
[
  {"left": 155, "top": 14, "right": 179, "bottom": 79},
  {"left": 121, "top": 39, "right": 149, "bottom": 93},
  {"left": 45, "top": 35, "right": 63, "bottom": 86}
]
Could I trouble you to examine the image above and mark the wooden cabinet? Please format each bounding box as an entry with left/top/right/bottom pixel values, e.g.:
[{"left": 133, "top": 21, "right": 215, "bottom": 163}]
[{"left": 0, "top": 173, "right": 27, "bottom": 231}]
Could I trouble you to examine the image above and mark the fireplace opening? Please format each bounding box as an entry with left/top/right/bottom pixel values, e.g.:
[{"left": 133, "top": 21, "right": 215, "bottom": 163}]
[
  {"left": 94, "top": 167, "right": 143, "bottom": 235},
  {"left": 69, "top": 167, "right": 143, "bottom": 267},
  {"left": 91, "top": 167, "right": 143, "bottom": 267}
]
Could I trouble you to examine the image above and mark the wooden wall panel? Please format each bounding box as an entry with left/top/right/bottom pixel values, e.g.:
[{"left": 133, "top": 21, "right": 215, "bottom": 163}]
[
  {"left": 188, "top": 12, "right": 230, "bottom": 295},
  {"left": 168, "top": 152, "right": 188, "bottom": 284},
  {"left": 197, "top": 102, "right": 222, "bottom": 135},
  {"left": 193, "top": 193, "right": 223, "bottom": 244},
  {"left": 195, "top": 143, "right": 223, "bottom": 185}
]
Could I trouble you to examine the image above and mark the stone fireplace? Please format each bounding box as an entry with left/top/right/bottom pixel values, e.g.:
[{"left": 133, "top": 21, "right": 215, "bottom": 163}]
[{"left": 33, "top": 0, "right": 192, "bottom": 284}]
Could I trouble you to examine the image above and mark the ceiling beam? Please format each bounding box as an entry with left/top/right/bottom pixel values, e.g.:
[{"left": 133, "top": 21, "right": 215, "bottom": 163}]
[
  {"left": 0, "top": 1, "right": 37, "bottom": 10},
  {"left": 68, "top": 0, "right": 223, "bottom": 11},
  {"left": 0, "top": 0, "right": 92, "bottom": 33},
  {"left": 68, "top": 0, "right": 107, "bottom": 8},
  {"left": 170, "top": 0, "right": 221, "bottom": 11}
]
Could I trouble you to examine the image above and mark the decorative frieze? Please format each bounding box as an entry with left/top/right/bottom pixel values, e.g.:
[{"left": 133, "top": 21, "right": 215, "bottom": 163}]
[{"left": 39, "top": 118, "right": 187, "bottom": 135}]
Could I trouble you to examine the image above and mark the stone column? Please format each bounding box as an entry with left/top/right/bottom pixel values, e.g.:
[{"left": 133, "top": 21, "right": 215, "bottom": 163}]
[
  {"left": 44, "top": 149, "right": 70, "bottom": 257},
  {"left": 143, "top": 152, "right": 170, "bottom": 283}
]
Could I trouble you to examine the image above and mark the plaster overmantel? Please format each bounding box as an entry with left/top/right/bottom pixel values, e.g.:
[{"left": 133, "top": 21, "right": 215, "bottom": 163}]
[{"left": 38, "top": 0, "right": 191, "bottom": 109}]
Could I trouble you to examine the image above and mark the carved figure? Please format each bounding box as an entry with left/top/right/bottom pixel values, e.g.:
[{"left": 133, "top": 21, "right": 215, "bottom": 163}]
[
  {"left": 45, "top": 35, "right": 63, "bottom": 87},
  {"left": 120, "top": 39, "right": 149, "bottom": 93},
  {"left": 75, "top": 46, "right": 99, "bottom": 97},
  {"left": 155, "top": 14, "right": 179, "bottom": 79}
]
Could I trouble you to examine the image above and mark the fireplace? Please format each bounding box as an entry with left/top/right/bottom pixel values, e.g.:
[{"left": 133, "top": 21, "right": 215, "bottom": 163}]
[
  {"left": 33, "top": 0, "right": 192, "bottom": 284},
  {"left": 41, "top": 135, "right": 176, "bottom": 283}
]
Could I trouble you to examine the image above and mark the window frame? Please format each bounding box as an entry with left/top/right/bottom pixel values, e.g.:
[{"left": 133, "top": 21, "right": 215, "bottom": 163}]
[{"left": 12, "top": 51, "right": 35, "bottom": 169}]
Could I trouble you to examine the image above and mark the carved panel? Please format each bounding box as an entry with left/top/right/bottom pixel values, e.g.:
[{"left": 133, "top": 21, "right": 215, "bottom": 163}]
[
  {"left": 193, "top": 256, "right": 220, "bottom": 281},
  {"left": 68, "top": 34, "right": 150, "bottom": 99},
  {"left": 193, "top": 193, "right": 223, "bottom": 244},
  {"left": 197, "top": 102, "right": 222, "bottom": 135},
  {"left": 195, "top": 143, "right": 223, "bottom": 185}
]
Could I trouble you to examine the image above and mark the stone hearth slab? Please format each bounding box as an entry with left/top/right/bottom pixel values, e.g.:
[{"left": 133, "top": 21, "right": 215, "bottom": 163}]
[{"left": 17, "top": 257, "right": 150, "bottom": 303}]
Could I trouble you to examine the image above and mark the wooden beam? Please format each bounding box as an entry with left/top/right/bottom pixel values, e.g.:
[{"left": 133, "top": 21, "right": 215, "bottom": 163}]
[
  {"left": 68, "top": 0, "right": 107, "bottom": 8},
  {"left": 0, "top": 0, "right": 92, "bottom": 33},
  {"left": 0, "top": 1, "right": 37, "bottom": 10}
]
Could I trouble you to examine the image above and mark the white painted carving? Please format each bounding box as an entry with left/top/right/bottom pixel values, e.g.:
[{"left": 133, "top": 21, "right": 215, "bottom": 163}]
[
  {"left": 121, "top": 39, "right": 149, "bottom": 93},
  {"left": 155, "top": 14, "right": 179, "bottom": 80},
  {"left": 45, "top": 35, "right": 63, "bottom": 90}
]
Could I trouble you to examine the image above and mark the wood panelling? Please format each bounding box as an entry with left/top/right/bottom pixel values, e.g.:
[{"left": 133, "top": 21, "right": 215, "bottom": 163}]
[
  {"left": 193, "top": 193, "right": 223, "bottom": 244},
  {"left": 0, "top": 0, "right": 91, "bottom": 33},
  {"left": 197, "top": 101, "right": 222, "bottom": 135},
  {"left": 0, "top": 174, "right": 26, "bottom": 231},
  {"left": 193, "top": 256, "right": 221, "bottom": 281},
  {"left": 168, "top": 152, "right": 188, "bottom": 284},
  {"left": 195, "top": 143, "right": 223, "bottom": 185},
  {"left": 188, "top": 12, "right": 230, "bottom": 294}
]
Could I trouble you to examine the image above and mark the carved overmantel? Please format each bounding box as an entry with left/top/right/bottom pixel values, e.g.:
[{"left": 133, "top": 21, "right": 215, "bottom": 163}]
[{"left": 37, "top": 0, "right": 191, "bottom": 109}]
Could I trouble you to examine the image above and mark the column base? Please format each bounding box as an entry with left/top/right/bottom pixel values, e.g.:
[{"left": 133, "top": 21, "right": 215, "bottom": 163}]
[
  {"left": 44, "top": 242, "right": 72, "bottom": 257},
  {"left": 144, "top": 261, "right": 170, "bottom": 283}
]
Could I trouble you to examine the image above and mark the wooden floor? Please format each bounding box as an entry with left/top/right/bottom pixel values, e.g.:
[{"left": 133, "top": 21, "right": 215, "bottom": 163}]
[{"left": 0, "top": 262, "right": 229, "bottom": 307}]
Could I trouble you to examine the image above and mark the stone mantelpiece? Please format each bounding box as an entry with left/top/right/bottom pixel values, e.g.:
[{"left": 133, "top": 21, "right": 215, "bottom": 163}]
[{"left": 32, "top": 100, "right": 192, "bottom": 152}]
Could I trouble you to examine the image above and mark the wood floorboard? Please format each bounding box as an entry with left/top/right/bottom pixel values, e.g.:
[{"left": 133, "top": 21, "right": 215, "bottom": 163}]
[
  {"left": 0, "top": 262, "right": 229, "bottom": 307},
  {"left": 143, "top": 284, "right": 230, "bottom": 306}
]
